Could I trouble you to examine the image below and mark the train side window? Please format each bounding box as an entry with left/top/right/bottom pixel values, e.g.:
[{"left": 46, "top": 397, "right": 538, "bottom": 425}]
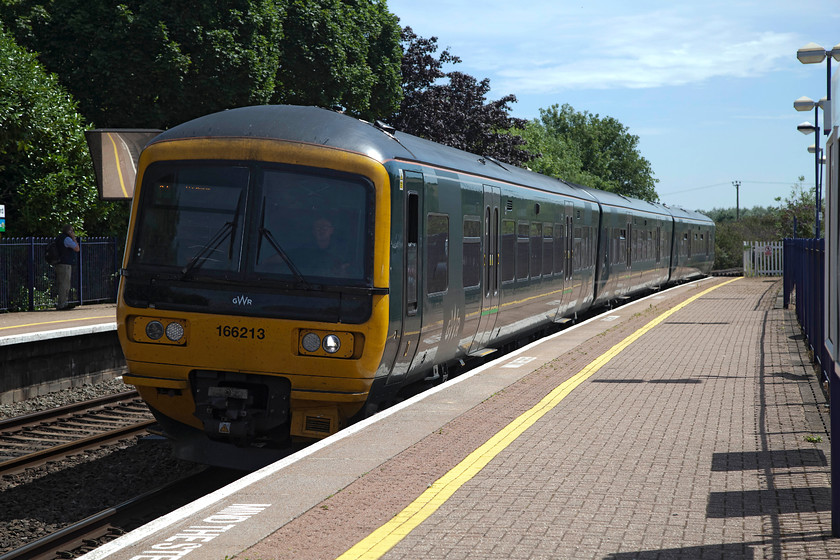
[
  {"left": 554, "top": 222, "right": 565, "bottom": 277},
  {"left": 426, "top": 213, "right": 449, "bottom": 295},
  {"left": 543, "top": 224, "right": 554, "bottom": 275},
  {"left": 501, "top": 219, "right": 516, "bottom": 282},
  {"left": 574, "top": 227, "right": 582, "bottom": 270},
  {"left": 516, "top": 222, "right": 530, "bottom": 280},
  {"left": 463, "top": 217, "right": 481, "bottom": 288},
  {"left": 406, "top": 193, "right": 419, "bottom": 314},
  {"left": 656, "top": 226, "right": 662, "bottom": 263},
  {"left": 530, "top": 222, "right": 543, "bottom": 279}
]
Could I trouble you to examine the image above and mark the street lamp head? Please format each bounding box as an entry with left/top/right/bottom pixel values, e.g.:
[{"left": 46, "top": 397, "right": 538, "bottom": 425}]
[
  {"left": 808, "top": 144, "right": 817, "bottom": 154},
  {"left": 794, "top": 96, "right": 816, "bottom": 111},
  {"left": 833, "top": 42, "right": 840, "bottom": 62},
  {"left": 797, "top": 42, "right": 827, "bottom": 64},
  {"left": 798, "top": 121, "right": 817, "bottom": 135}
]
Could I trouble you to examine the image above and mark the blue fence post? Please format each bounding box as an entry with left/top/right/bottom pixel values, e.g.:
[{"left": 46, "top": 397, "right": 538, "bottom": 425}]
[
  {"left": 783, "top": 239, "right": 791, "bottom": 308},
  {"left": 77, "top": 237, "right": 84, "bottom": 306},
  {"left": 27, "top": 237, "right": 35, "bottom": 311}
]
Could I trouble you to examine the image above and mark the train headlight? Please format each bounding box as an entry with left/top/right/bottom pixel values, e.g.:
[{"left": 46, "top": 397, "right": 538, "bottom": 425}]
[
  {"left": 322, "top": 334, "right": 341, "bottom": 354},
  {"left": 132, "top": 317, "right": 188, "bottom": 345},
  {"left": 146, "top": 320, "right": 164, "bottom": 340},
  {"left": 302, "top": 332, "right": 321, "bottom": 352},
  {"left": 165, "top": 321, "right": 185, "bottom": 342},
  {"left": 298, "top": 330, "right": 355, "bottom": 358}
]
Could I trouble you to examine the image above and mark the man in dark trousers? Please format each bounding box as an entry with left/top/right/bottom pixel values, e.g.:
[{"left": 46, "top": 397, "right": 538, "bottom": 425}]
[{"left": 55, "top": 224, "right": 80, "bottom": 310}]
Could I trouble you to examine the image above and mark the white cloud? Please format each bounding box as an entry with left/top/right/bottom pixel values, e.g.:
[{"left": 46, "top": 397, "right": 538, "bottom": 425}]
[
  {"left": 392, "top": 1, "right": 801, "bottom": 93},
  {"left": 483, "top": 13, "right": 798, "bottom": 92}
]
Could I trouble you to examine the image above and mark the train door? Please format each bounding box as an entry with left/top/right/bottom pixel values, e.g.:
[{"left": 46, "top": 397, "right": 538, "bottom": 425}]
[
  {"left": 469, "top": 186, "right": 501, "bottom": 354},
  {"left": 386, "top": 171, "right": 423, "bottom": 386},
  {"left": 562, "top": 202, "right": 575, "bottom": 307}
]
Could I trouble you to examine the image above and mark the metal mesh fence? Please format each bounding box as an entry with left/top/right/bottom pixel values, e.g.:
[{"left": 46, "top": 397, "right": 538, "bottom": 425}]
[{"left": 0, "top": 237, "right": 121, "bottom": 312}]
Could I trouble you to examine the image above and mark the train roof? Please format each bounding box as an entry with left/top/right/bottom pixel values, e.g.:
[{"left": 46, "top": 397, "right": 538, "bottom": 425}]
[
  {"left": 661, "top": 205, "right": 715, "bottom": 225},
  {"left": 149, "top": 105, "right": 707, "bottom": 221}
]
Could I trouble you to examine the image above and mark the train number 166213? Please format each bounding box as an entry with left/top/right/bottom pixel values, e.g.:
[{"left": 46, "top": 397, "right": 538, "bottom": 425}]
[{"left": 215, "top": 325, "right": 266, "bottom": 340}]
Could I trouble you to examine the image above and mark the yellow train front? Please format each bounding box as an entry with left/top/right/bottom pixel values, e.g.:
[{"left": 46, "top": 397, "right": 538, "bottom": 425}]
[{"left": 118, "top": 106, "right": 396, "bottom": 469}]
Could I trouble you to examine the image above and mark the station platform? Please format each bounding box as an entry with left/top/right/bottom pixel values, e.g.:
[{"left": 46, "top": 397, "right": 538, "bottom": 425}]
[
  {"left": 0, "top": 304, "right": 121, "bottom": 404},
  {"left": 80, "top": 277, "right": 840, "bottom": 559},
  {"left": 0, "top": 303, "right": 117, "bottom": 343}
]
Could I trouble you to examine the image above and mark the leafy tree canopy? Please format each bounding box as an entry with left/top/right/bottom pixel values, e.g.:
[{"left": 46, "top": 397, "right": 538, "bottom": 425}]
[
  {"left": 275, "top": 0, "right": 402, "bottom": 121},
  {"left": 0, "top": 25, "right": 127, "bottom": 237},
  {"left": 702, "top": 178, "right": 821, "bottom": 269},
  {"left": 1, "top": 0, "right": 402, "bottom": 128},
  {"left": 389, "top": 27, "right": 532, "bottom": 166},
  {"left": 520, "top": 104, "right": 658, "bottom": 202}
]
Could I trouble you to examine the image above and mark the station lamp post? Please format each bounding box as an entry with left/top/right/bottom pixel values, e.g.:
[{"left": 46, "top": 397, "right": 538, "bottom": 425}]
[
  {"left": 794, "top": 97, "right": 826, "bottom": 237},
  {"left": 796, "top": 42, "right": 840, "bottom": 135},
  {"left": 797, "top": 41, "right": 840, "bottom": 538}
]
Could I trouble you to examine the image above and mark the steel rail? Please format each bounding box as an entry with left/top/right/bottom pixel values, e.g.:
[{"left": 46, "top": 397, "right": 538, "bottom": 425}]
[
  {"left": 0, "top": 471, "right": 207, "bottom": 560},
  {"left": 0, "top": 419, "right": 156, "bottom": 476},
  {"left": 0, "top": 390, "right": 140, "bottom": 430}
]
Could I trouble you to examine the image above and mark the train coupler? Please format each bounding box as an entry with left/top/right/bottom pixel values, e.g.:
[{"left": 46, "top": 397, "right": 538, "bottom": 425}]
[{"left": 190, "top": 370, "right": 291, "bottom": 447}]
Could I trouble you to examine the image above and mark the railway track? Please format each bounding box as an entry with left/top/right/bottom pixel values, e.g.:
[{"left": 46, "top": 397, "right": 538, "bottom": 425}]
[
  {"left": 0, "top": 467, "right": 241, "bottom": 560},
  {"left": 0, "top": 391, "right": 156, "bottom": 476}
]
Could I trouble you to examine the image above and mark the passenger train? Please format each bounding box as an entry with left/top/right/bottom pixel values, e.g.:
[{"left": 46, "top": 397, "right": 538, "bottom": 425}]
[{"left": 116, "top": 105, "right": 714, "bottom": 469}]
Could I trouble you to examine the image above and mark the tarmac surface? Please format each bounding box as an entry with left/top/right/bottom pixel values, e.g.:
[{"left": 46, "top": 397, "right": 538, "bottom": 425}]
[{"left": 50, "top": 277, "right": 840, "bottom": 559}]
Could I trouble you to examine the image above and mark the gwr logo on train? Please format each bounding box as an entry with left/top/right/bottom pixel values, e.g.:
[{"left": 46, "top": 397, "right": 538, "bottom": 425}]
[
  {"left": 100, "top": 105, "right": 715, "bottom": 471},
  {"left": 232, "top": 295, "right": 253, "bottom": 306}
]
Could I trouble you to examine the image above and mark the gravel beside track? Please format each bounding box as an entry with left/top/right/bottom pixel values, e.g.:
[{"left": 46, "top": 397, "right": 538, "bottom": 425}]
[
  {"left": 0, "top": 377, "right": 131, "bottom": 419},
  {"left": 0, "top": 378, "right": 207, "bottom": 555}
]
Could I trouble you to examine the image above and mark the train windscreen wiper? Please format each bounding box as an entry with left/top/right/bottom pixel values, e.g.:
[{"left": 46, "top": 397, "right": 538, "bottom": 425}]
[
  {"left": 258, "top": 227, "right": 313, "bottom": 290},
  {"left": 257, "top": 198, "right": 312, "bottom": 289},
  {"left": 181, "top": 191, "right": 244, "bottom": 279},
  {"left": 180, "top": 221, "right": 234, "bottom": 279}
]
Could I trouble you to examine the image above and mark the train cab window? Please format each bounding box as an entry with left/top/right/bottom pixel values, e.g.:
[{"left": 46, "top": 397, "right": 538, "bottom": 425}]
[
  {"left": 133, "top": 164, "right": 249, "bottom": 271},
  {"left": 463, "top": 217, "right": 481, "bottom": 288},
  {"left": 426, "top": 213, "right": 449, "bottom": 294},
  {"left": 501, "top": 220, "right": 516, "bottom": 282},
  {"left": 255, "top": 168, "right": 373, "bottom": 283},
  {"left": 530, "top": 223, "right": 542, "bottom": 279},
  {"left": 543, "top": 224, "right": 554, "bottom": 275},
  {"left": 516, "top": 222, "right": 530, "bottom": 280}
]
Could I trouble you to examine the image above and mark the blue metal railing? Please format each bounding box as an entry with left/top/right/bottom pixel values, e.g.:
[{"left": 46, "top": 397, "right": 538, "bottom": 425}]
[
  {"left": 783, "top": 237, "right": 832, "bottom": 385},
  {"left": 0, "top": 236, "right": 122, "bottom": 312}
]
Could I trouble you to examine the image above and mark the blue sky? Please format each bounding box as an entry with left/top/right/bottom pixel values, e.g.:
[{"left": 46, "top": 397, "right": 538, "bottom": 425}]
[{"left": 385, "top": 0, "right": 840, "bottom": 213}]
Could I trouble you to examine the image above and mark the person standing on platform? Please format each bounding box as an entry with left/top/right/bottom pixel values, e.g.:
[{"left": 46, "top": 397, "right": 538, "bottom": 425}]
[{"left": 55, "top": 224, "right": 80, "bottom": 310}]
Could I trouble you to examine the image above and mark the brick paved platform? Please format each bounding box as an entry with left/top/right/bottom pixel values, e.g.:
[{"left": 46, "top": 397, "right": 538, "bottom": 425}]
[{"left": 86, "top": 278, "right": 840, "bottom": 560}]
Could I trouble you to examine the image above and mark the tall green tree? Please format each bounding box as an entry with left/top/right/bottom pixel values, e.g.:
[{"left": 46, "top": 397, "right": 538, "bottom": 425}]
[
  {"left": 774, "top": 179, "right": 821, "bottom": 239},
  {"left": 522, "top": 104, "right": 658, "bottom": 202},
  {"left": 1, "top": 0, "right": 402, "bottom": 128},
  {"left": 273, "top": 0, "right": 402, "bottom": 121},
  {"left": 0, "top": 26, "right": 126, "bottom": 236},
  {"left": 1, "top": 0, "right": 283, "bottom": 128},
  {"left": 390, "top": 27, "right": 532, "bottom": 166}
]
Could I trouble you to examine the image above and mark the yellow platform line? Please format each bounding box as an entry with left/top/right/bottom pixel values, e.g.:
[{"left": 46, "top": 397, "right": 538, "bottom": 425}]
[
  {"left": 337, "top": 277, "right": 740, "bottom": 560},
  {"left": 0, "top": 316, "right": 114, "bottom": 331}
]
